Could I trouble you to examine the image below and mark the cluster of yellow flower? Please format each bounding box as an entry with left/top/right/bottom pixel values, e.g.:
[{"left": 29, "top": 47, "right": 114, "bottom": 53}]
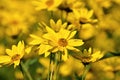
[{"left": 0, "top": 0, "right": 120, "bottom": 80}]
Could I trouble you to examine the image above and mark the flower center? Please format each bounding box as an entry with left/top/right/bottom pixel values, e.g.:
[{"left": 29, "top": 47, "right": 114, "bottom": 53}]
[
  {"left": 46, "top": 0, "right": 54, "bottom": 7},
  {"left": 11, "top": 20, "right": 19, "bottom": 25},
  {"left": 58, "top": 38, "right": 68, "bottom": 47},
  {"left": 11, "top": 54, "right": 20, "bottom": 61}
]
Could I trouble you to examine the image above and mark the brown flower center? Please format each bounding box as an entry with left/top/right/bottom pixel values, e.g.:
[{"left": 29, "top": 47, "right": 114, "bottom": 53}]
[
  {"left": 11, "top": 54, "right": 20, "bottom": 61},
  {"left": 46, "top": 0, "right": 54, "bottom": 7},
  {"left": 10, "top": 20, "right": 19, "bottom": 25},
  {"left": 58, "top": 38, "right": 68, "bottom": 47}
]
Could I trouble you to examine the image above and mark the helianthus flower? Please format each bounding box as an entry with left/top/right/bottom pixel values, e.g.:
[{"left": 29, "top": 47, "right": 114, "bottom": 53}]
[
  {"left": 32, "top": 0, "right": 63, "bottom": 11},
  {"left": 50, "top": 19, "right": 67, "bottom": 32},
  {"left": 50, "top": 19, "right": 74, "bottom": 32},
  {"left": 73, "top": 8, "right": 97, "bottom": 23},
  {"left": 39, "top": 26, "right": 84, "bottom": 61},
  {"left": 72, "top": 47, "right": 104, "bottom": 63},
  {"left": 0, "top": 41, "right": 25, "bottom": 68},
  {"left": 67, "top": 8, "right": 97, "bottom": 26}
]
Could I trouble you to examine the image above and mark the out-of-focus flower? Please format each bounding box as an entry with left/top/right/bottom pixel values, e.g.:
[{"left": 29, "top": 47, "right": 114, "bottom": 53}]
[
  {"left": 95, "top": 0, "right": 112, "bottom": 8},
  {"left": 32, "top": 0, "right": 63, "bottom": 11},
  {"left": 94, "top": 32, "right": 115, "bottom": 52},
  {"left": 0, "top": 41, "right": 25, "bottom": 68},
  {"left": 73, "top": 8, "right": 97, "bottom": 24},
  {"left": 14, "top": 70, "right": 24, "bottom": 80},
  {"left": 0, "top": 44, "right": 5, "bottom": 55},
  {"left": 67, "top": 8, "right": 97, "bottom": 29},
  {"left": 50, "top": 19, "right": 67, "bottom": 32},
  {"left": 72, "top": 47, "right": 104, "bottom": 63},
  {"left": 59, "top": 56, "right": 84, "bottom": 76},
  {"left": 79, "top": 23, "right": 97, "bottom": 40},
  {"left": 58, "top": 0, "right": 84, "bottom": 11},
  {"left": 87, "top": 57, "right": 120, "bottom": 80},
  {"left": 49, "top": 19, "right": 74, "bottom": 31},
  {"left": 1, "top": 12, "right": 29, "bottom": 36}
]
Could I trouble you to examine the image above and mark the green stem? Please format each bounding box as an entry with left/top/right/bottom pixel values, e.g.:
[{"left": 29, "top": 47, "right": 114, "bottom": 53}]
[
  {"left": 53, "top": 52, "right": 60, "bottom": 80},
  {"left": 82, "top": 64, "right": 91, "bottom": 80},
  {"left": 48, "top": 54, "right": 54, "bottom": 80},
  {"left": 48, "top": 52, "right": 61, "bottom": 80},
  {"left": 20, "top": 61, "right": 33, "bottom": 80}
]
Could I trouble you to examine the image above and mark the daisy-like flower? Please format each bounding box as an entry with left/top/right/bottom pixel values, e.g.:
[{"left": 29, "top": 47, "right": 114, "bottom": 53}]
[
  {"left": 50, "top": 19, "right": 74, "bottom": 32},
  {"left": 39, "top": 26, "right": 84, "bottom": 61},
  {"left": 67, "top": 8, "right": 97, "bottom": 26},
  {"left": 50, "top": 19, "right": 67, "bottom": 32},
  {"left": 32, "top": 0, "right": 63, "bottom": 11},
  {"left": 0, "top": 41, "right": 25, "bottom": 68},
  {"left": 72, "top": 47, "right": 104, "bottom": 64}
]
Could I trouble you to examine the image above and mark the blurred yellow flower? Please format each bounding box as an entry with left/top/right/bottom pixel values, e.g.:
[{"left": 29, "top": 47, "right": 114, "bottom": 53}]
[
  {"left": 72, "top": 47, "right": 104, "bottom": 63},
  {"left": 67, "top": 8, "right": 97, "bottom": 28},
  {"left": 32, "top": 0, "right": 63, "bottom": 11},
  {"left": 73, "top": 8, "right": 97, "bottom": 23},
  {"left": 59, "top": 0, "right": 84, "bottom": 11},
  {"left": 79, "top": 23, "right": 97, "bottom": 40},
  {"left": 0, "top": 41, "right": 25, "bottom": 68},
  {"left": 50, "top": 19, "right": 74, "bottom": 31},
  {"left": 50, "top": 19, "right": 67, "bottom": 32},
  {"left": 1, "top": 12, "right": 29, "bottom": 36},
  {"left": 39, "top": 26, "right": 84, "bottom": 61}
]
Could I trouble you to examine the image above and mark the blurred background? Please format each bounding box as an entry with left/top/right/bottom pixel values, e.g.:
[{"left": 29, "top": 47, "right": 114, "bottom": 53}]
[{"left": 0, "top": 0, "right": 120, "bottom": 80}]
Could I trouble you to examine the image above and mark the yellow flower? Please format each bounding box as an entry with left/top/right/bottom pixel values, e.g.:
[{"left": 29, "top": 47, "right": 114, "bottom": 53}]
[
  {"left": 67, "top": 8, "right": 97, "bottom": 26},
  {"left": 0, "top": 41, "right": 25, "bottom": 68},
  {"left": 50, "top": 19, "right": 67, "bottom": 32},
  {"left": 79, "top": 23, "right": 96, "bottom": 40},
  {"left": 32, "top": 0, "right": 63, "bottom": 11},
  {"left": 72, "top": 47, "right": 104, "bottom": 63},
  {"left": 39, "top": 26, "right": 84, "bottom": 61},
  {"left": 60, "top": 0, "right": 84, "bottom": 10}
]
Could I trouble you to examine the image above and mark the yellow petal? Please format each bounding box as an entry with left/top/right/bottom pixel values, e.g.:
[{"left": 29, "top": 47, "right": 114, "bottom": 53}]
[
  {"left": 17, "top": 41, "right": 24, "bottom": 55},
  {"left": 58, "top": 29, "right": 70, "bottom": 39},
  {"left": 67, "top": 31, "right": 76, "bottom": 40},
  {"left": 50, "top": 19, "right": 56, "bottom": 30},
  {"left": 6, "top": 49, "right": 13, "bottom": 56},
  {"left": 14, "top": 60, "right": 20, "bottom": 68},
  {"left": 68, "top": 39, "right": 84, "bottom": 46},
  {"left": 46, "top": 26, "right": 55, "bottom": 34},
  {"left": 29, "top": 34, "right": 43, "bottom": 45},
  {"left": 66, "top": 46, "right": 79, "bottom": 52},
  {"left": 39, "top": 44, "right": 52, "bottom": 55},
  {"left": 88, "top": 47, "right": 92, "bottom": 53},
  {"left": 91, "top": 51, "right": 103, "bottom": 62},
  {"left": 45, "top": 52, "right": 51, "bottom": 57},
  {"left": 0, "top": 56, "right": 11, "bottom": 63},
  {"left": 73, "top": 9, "right": 80, "bottom": 18},
  {"left": 57, "top": 19, "right": 62, "bottom": 27},
  {"left": 43, "top": 26, "right": 57, "bottom": 41},
  {"left": 12, "top": 45, "right": 18, "bottom": 56},
  {"left": 25, "top": 46, "right": 32, "bottom": 54},
  {"left": 62, "top": 49, "right": 68, "bottom": 61},
  {"left": 87, "top": 10, "right": 93, "bottom": 19}
]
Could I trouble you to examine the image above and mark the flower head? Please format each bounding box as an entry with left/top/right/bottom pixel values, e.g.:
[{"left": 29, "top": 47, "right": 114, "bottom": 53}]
[
  {"left": 39, "top": 26, "right": 84, "bottom": 61},
  {"left": 72, "top": 47, "right": 104, "bottom": 64},
  {"left": 0, "top": 41, "right": 25, "bottom": 68},
  {"left": 67, "top": 8, "right": 97, "bottom": 27},
  {"left": 50, "top": 19, "right": 67, "bottom": 32},
  {"left": 32, "top": 0, "right": 63, "bottom": 11}
]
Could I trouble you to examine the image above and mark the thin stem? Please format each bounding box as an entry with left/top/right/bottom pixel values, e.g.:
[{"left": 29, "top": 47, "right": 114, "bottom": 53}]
[
  {"left": 20, "top": 61, "right": 33, "bottom": 80},
  {"left": 48, "top": 52, "right": 62, "bottom": 80},
  {"left": 48, "top": 53, "right": 55, "bottom": 80},
  {"left": 82, "top": 64, "right": 91, "bottom": 80}
]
